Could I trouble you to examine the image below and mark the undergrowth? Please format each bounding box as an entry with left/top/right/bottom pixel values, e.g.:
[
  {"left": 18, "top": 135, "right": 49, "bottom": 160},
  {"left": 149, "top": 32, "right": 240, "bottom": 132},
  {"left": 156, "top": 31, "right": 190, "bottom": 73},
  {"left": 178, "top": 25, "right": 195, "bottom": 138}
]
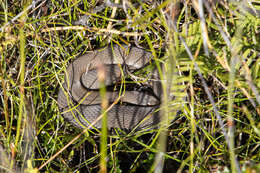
[{"left": 0, "top": 0, "right": 260, "bottom": 172}]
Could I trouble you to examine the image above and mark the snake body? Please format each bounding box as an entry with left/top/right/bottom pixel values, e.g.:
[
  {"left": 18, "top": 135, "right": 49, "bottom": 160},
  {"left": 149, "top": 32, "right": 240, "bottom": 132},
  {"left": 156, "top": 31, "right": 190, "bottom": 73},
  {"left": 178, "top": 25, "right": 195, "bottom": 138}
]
[{"left": 57, "top": 44, "right": 161, "bottom": 130}]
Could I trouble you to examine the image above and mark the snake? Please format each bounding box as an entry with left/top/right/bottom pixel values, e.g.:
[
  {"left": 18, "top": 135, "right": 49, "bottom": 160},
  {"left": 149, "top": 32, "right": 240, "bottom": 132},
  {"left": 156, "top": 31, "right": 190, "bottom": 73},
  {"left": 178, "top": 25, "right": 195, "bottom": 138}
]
[{"left": 57, "top": 44, "right": 161, "bottom": 130}]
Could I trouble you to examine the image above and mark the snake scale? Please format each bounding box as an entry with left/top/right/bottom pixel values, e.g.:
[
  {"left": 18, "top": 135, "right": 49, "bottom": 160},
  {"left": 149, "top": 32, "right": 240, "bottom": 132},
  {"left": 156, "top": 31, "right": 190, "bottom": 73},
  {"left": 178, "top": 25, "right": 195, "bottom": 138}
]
[{"left": 57, "top": 44, "right": 161, "bottom": 130}]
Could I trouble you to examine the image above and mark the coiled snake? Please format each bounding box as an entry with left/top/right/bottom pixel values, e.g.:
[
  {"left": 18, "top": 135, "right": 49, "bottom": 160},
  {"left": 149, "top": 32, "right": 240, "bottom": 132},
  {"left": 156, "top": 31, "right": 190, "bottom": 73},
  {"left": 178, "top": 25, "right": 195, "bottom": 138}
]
[{"left": 57, "top": 44, "right": 161, "bottom": 130}]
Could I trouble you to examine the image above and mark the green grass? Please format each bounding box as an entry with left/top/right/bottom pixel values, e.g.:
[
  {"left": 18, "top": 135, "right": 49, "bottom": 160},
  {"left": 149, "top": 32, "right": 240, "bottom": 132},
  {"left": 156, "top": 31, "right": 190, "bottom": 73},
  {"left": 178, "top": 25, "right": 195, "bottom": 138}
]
[{"left": 0, "top": 0, "right": 260, "bottom": 172}]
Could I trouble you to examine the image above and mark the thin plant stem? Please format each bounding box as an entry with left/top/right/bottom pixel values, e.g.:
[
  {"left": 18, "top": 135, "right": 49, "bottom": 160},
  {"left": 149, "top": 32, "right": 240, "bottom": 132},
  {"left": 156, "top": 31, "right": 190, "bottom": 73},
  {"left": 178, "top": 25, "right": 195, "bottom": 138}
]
[
  {"left": 13, "top": 1, "right": 28, "bottom": 169},
  {"left": 98, "top": 64, "right": 108, "bottom": 173}
]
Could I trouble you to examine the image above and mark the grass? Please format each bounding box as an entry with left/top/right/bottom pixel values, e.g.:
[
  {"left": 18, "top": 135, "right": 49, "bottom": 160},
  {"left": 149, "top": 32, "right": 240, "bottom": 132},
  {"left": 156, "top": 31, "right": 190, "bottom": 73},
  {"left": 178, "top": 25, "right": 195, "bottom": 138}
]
[{"left": 0, "top": 0, "right": 260, "bottom": 172}]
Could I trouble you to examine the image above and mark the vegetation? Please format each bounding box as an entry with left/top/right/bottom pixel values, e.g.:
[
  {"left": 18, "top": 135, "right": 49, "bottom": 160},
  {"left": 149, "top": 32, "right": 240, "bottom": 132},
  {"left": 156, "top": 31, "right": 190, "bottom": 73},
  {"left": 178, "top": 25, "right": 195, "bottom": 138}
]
[{"left": 0, "top": 0, "right": 260, "bottom": 172}]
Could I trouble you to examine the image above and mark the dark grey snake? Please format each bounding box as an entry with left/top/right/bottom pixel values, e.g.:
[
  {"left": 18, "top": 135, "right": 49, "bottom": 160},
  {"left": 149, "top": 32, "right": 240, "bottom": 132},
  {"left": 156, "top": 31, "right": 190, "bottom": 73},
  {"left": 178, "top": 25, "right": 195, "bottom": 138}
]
[{"left": 57, "top": 44, "right": 161, "bottom": 130}]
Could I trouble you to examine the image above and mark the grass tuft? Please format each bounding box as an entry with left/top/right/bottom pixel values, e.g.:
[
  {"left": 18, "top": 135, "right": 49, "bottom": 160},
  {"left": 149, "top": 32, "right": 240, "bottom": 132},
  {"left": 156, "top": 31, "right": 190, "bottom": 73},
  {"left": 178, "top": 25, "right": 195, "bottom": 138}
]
[{"left": 0, "top": 0, "right": 260, "bottom": 172}]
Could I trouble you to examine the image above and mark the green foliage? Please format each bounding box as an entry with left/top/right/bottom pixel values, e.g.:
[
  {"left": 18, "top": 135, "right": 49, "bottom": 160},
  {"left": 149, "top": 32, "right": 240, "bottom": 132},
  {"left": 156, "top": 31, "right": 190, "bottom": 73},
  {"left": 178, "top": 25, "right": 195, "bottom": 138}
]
[{"left": 0, "top": 0, "right": 260, "bottom": 172}]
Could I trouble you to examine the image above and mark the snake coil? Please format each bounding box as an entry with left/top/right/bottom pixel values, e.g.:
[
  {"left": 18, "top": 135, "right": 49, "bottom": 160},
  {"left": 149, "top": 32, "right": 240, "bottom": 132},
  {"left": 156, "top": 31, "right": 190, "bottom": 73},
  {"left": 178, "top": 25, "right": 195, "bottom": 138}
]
[{"left": 57, "top": 44, "right": 161, "bottom": 130}]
